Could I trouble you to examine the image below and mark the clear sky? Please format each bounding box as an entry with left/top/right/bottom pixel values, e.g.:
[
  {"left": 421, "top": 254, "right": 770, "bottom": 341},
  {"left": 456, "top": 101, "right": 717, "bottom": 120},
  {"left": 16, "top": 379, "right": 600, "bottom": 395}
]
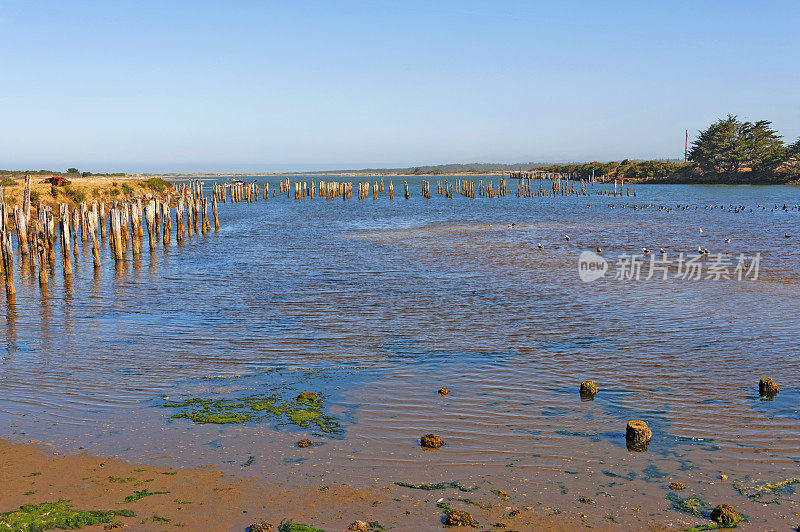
[{"left": 1, "top": 0, "right": 798, "bottom": 173}]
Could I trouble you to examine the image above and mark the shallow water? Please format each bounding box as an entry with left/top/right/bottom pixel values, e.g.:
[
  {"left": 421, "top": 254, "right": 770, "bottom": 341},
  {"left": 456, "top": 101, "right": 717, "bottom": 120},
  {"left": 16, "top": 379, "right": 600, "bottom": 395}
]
[{"left": 1, "top": 177, "right": 799, "bottom": 528}]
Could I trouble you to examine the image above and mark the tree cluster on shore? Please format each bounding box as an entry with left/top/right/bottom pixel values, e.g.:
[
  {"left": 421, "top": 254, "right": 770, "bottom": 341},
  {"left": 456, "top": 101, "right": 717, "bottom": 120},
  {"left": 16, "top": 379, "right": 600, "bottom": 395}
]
[{"left": 537, "top": 116, "right": 800, "bottom": 184}]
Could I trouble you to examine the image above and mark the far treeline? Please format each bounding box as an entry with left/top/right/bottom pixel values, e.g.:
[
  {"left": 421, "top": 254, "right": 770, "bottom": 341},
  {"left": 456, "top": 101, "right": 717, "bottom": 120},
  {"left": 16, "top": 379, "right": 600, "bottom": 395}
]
[
  {"left": 540, "top": 116, "right": 800, "bottom": 184},
  {"left": 0, "top": 167, "right": 126, "bottom": 178}
]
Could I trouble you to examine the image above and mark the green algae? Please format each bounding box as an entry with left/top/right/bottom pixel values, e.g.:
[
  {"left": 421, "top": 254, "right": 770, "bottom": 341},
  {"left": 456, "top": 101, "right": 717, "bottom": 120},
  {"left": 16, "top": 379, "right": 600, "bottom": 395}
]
[
  {"left": 143, "top": 515, "right": 170, "bottom": 523},
  {"left": 163, "top": 392, "right": 341, "bottom": 435},
  {"left": 123, "top": 490, "right": 170, "bottom": 503},
  {"left": 394, "top": 481, "right": 477, "bottom": 492},
  {"left": 107, "top": 477, "right": 135, "bottom": 483},
  {"left": 277, "top": 521, "right": 325, "bottom": 532},
  {"left": 0, "top": 500, "right": 134, "bottom": 531},
  {"left": 667, "top": 493, "right": 712, "bottom": 517},
  {"left": 733, "top": 477, "right": 799, "bottom": 503}
]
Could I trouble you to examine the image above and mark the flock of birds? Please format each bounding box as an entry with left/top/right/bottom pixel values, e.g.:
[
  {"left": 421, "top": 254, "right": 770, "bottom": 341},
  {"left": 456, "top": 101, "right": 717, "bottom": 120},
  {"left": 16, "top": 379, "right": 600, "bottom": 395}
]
[{"left": 500, "top": 201, "right": 796, "bottom": 255}]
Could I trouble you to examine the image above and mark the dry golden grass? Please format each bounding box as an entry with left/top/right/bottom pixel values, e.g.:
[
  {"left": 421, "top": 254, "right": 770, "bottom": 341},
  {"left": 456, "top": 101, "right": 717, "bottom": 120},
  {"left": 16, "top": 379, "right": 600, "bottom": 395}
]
[{"left": 0, "top": 175, "right": 167, "bottom": 209}]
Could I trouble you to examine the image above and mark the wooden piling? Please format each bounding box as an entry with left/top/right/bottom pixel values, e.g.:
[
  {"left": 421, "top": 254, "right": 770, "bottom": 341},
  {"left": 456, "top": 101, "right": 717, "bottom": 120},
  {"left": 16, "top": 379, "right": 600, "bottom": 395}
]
[
  {"left": 163, "top": 198, "right": 171, "bottom": 246},
  {"left": 110, "top": 206, "right": 124, "bottom": 262},
  {"left": 1, "top": 229, "right": 14, "bottom": 295},
  {"left": 13, "top": 206, "right": 29, "bottom": 256},
  {"left": 87, "top": 211, "right": 101, "bottom": 268},
  {"left": 146, "top": 199, "right": 156, "bottom": 249},
  {"left": 212, "top": 194, "right": 219, "bottom": 231},
  {"left": 34, "top": 221, "right": 47, "bottom": 286},
  {"left": 59, "top": 204, "right": 72, "bottom": 277}
]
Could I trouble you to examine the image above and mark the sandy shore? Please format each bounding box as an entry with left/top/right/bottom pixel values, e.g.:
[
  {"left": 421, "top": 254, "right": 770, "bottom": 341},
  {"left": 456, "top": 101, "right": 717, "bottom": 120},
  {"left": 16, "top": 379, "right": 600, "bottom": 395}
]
[{"left": 0, "top": 438, "right": 626, "bottom": 531}]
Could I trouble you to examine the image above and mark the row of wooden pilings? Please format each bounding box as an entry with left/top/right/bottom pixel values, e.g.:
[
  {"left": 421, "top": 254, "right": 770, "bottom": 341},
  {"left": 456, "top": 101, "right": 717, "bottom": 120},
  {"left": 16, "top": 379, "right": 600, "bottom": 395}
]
[
  {"left": 1, "top": 173, "right": 638, "bottom": 295},
  {"left": 0, "top": 178, "right": 222, "bottom": 295}
]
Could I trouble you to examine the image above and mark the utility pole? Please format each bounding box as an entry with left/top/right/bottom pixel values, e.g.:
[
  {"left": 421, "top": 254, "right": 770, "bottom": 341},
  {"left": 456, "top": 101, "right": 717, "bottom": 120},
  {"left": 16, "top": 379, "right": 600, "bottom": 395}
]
[{"left": 684, "top": 129, "right": 689, "bottom": 163}]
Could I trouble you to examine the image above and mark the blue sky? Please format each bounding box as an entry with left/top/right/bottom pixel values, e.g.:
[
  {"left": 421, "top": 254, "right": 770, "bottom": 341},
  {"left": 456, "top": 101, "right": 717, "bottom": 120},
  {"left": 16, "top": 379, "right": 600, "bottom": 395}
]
[{"left": 1, "top": 0, "right": 798, "bottom": 173}]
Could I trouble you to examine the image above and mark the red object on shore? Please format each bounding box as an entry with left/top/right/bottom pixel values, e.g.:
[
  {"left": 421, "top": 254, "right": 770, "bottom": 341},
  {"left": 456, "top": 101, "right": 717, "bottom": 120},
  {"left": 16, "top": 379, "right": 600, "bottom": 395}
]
[{"left": 39, "top": 176, "right": 72, "bottom": 186}]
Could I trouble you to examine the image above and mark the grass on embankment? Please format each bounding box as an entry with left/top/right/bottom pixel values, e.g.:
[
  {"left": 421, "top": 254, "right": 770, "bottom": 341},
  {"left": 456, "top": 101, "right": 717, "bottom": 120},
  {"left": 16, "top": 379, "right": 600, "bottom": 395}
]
[{"left": 0, "top": 176, "right": 171, "bottom": 209}]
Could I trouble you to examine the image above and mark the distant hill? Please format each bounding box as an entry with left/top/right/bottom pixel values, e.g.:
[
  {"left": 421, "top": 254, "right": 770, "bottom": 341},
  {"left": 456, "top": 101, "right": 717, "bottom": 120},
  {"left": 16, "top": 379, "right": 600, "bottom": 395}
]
[{"left": 297, "top": 162, "right": 556, "bottom": 175}]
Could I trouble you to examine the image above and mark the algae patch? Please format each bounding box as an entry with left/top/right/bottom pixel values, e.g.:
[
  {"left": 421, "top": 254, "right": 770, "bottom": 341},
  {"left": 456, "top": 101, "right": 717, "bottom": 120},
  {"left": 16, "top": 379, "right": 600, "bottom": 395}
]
[
  {"left": 123, "top": 490, "right": 170, "bottom": 503},
  {"left": 394, "top": 481, "right": 477, "bottom": 492},
  {"left": 0, "top": 500, "right": 134, "bottom": 531},
  {"left": 163, "top": 392, "right": 341, "bottom": 435},
  {"left": 667, "top": 493, "right": 712, "bottom": 517},
  {"left": 278, "top": 521, "right": 325, "bottom": 532},
  {"left": 733, "top": 477, "right": 799, "bottom": 504}
]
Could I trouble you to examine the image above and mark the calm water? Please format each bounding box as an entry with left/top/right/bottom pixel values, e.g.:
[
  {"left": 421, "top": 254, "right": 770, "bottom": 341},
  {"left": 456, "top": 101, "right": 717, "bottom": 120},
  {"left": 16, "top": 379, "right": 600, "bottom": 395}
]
[{"left": 1, "top": 177, "right": 799, "bottom": 528}]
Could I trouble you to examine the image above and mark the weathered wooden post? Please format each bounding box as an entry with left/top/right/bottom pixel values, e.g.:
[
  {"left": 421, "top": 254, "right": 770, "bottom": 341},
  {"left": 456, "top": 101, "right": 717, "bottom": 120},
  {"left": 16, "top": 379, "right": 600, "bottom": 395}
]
[
  {"left": 146, "top": 199, "right": 156, "bottom": 249},
  {"left": 203, "top": 198, "right": 211, "bottom": 233},
  {"left": 130, "top": 201, "right": 141, "bottom": 255},
  {"left": 212, "top": 194, "right": 219, "bottom": 231},
  {"left": 79, "top": 202, "right": 88, "bottom": 242},
  {"left": 34, "top": 221, "right": 47, "bottom": 286},
  {"left": 13, "top": 206, "right": 29, "bottom": 256},
  {"left": 22, "top": 176, "right": 31, "bottom": 222},
  {"left": 162, "top": 198, "right": 171, "bottom": 246},
  {"left": 1, "top": 229, "right": 13, "bottom": 295},
  {"left": 99, "top": 202, "right": 107, "bottom": 239},
  {"left": 59, "top": 204, "right": 72, "bottom": 277},
  {"left": 110, "top": 206, "right": 124, "bottom": 262},
  {"left": 87, "top": 211, "right": 101, "bottom": 268},
  {"left": 176, "top": 197, "right": 185, "bottom": 244}
]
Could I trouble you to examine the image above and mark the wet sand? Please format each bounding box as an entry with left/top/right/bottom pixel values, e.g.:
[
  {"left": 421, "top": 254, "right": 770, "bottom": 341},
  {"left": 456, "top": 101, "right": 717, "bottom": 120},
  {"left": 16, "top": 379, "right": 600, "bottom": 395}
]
[{"left": 1, "top": 438, "right": 613, "bottom": 531}]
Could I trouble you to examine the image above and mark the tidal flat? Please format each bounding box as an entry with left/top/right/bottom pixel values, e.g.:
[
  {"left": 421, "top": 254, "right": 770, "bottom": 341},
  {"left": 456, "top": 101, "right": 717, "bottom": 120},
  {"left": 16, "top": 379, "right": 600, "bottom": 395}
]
[{"left": 1, "top": 176, "right": 799, "bottom": 530}]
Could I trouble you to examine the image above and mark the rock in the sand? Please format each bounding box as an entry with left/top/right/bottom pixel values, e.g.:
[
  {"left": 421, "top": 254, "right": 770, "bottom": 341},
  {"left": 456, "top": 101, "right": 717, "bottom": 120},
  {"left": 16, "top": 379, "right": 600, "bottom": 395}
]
[
  {"left": 710, "top": 504, "right": 742, "bottom": 526},
  {"left": 579, "top": 381, "right": 597, "bottom": 398},
  {"left": 625, "top": 420, "right": 652, "bottom": 452},
  {"left": 669, "top": 482, "right": 686, "bottom": 491},
  {"left": 420, "top": 433, "right": 446, "bottom": 449},
  {"left": 626, "top": 420, "right": 652, "bottom": 442},
  {"left": 348, "top": 520, "right": 368, "bottom": 531},
  {"left": 444, "top": 510, "right": 478, "bottom": 527},
  {"left": 438, "top": 388, "right": 450, "bottom": 396},
  {"left": 296, "top": 439, "right": 313, "bottom": 448},
  {"left": 248, "top": 521, "right": 273, "bottom": 532},
  {"left": 759, "top": 377, "right": 779, "bottom": 396}
]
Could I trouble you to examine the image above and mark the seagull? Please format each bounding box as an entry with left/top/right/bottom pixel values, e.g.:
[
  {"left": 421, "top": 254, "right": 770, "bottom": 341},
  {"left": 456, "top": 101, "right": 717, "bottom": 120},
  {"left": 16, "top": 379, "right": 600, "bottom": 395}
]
[
  {"left": 642, "top": 247, "right": 650, "bottom": 254},
  {"left": 724, "top": 238, "right": 731, "bottom": 244},
  {"left": 565, "top": 235, "right": 570, "bottom": 241},
  {"left": 659, "top": 247, "right": 666, "bottom": 254},
  {"left": 596, "top": 247, "right": 602, "bottom": 253},
  {"left": 785, "top": 233, "right": 791, "bottom": 238},
  {"left": 538, "top": 243, "right": 543, "bottom": 250},
  {"left": 699, "top": 228, "right": 703, "bottom": 233}
]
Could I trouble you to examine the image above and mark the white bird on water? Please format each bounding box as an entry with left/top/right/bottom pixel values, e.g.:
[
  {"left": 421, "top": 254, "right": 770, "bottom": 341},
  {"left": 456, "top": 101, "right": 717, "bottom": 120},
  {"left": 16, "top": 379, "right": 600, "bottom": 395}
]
[
  {"left": 660, "top": 247, "right": 666, "bottom": 254},
  {"left": 565, "top": 235, "right": 570, "bottom": 241}
]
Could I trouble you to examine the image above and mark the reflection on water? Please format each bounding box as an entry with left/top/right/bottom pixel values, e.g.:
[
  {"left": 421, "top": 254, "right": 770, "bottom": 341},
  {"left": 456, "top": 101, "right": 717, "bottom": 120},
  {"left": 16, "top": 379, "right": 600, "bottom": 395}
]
[{"left": 1, "top": 178, "right": 799, "bottom": 526}]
